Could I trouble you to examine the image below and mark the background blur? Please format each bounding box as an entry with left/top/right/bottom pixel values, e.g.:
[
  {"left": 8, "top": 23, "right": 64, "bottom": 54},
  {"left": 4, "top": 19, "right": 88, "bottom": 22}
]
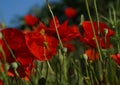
[
  {"left": 0, "top": 0, "right": 46, "bottom": 26},
  {"left": 0, "top": 0, "right": 117, "bottom": 28}
]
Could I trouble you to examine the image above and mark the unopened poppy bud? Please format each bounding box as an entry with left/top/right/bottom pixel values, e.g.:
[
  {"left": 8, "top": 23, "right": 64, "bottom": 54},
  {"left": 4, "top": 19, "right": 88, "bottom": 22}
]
[
  {"left": 62, "top": 47, "right": 67, "bottom": 53},
  {"left": 11, "top": 62, "right": 18, "bottom": 70},
  {"left": 0, "top": 32, "right": 2, "bottom": 39},
  {"left": 80, "top": 14, "right": 84, "bottom": 25},
  {"left": 104, "top": 28, "right": 108, "bottom": 35},
  {"left": 5, "top": 63, "right": 10, "bottom": 71},
  {"left": 83, "top": 54, "right": 88, "bottom": 60}
]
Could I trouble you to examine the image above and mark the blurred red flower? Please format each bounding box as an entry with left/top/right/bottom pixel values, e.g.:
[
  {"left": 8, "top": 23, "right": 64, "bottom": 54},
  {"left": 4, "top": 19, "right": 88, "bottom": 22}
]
[
  {"left": 111, "top": 53, "right": 120, "bottom": 65},
  {"left": 64, "top": 7, "right": 77, "bottom": 18},
  {"left": 80, "top": 21, "right": 115, "bottom": 49},
  {"left": 25, "top": 31, "right": 58, "bottom": 61},
  {"left": 37, "top": 17, "right": 80, "bottom": 42},
  {"left": 63, "top": 43, "right": 75, "bottom": 53},
  {"left": 36, "top": 16, "right": 80, "bottom": 52},
  {"left": 85, "top": 48, "right": 99, "bottom": 61},
  {"left": 24, "top": 14, "right": 38, "bottom": 26},
  {"left": 0, "top": 28, "right": 34, "bottom": 78}
]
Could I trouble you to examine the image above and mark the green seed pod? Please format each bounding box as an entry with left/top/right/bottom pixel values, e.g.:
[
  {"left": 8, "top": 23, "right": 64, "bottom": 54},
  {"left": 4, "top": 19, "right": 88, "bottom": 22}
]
[{"left": 11, "top": 62, "right": 18, "bottom": 70}]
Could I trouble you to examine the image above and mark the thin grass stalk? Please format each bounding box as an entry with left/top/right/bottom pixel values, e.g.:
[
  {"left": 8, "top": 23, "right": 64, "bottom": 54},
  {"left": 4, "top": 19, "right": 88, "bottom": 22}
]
[
  {"left": 46, "top": 0, "right": 63, "bottom": 49},
  {"left": 85, "top": 0, "right": 103, "bottom": 62},
  {"left": 0, "top": 50, "right": 9, "bottom": 85},
  {"left": 2, "top": 35, "right": 16, "bottom": 60}
]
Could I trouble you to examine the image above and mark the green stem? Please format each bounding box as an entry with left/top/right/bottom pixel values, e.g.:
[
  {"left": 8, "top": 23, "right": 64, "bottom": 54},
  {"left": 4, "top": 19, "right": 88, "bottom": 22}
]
[
  {"left": 0, "top": 62, "right": 9, "bottom": 85},
  {"left": 58, "top": 49, "right": 68, "bottom": 85},
  {"left": 90, "top": 63, "right": 99, "bottom": 85},
  {"left": 45, "top": 61, "right": 48, "bottom": 81},
  {"left": 112, "top": 7, "right": 117, "bottom": 26},
  {"left": 111, "top": 7, "right": 120, "bottom": 53},
  {"left": 61, "top": 52, "right": 68, "bottom": 85},
  {"left": 2, "top": 35, "right": 16, "bottom": 60},
  {"left": 46, "top": 0, "right": 63, "bottom": 49},
  {"left": 85, "top": 0, "right": 103, "bottom": 62},
  {"left": 0, "top": 45, "right": 7, "bottom": 73},
  {"left": 46, "top": 61, "right": 55, "bottom": 75},
  {"left": 84, "top": 59, "right": 90, "bottom": 85},
  {"left": 0, "top": 9, "right": 6, "bottom": 29},
  {"left": 94, "top": 0, "right": 99, "bottom": 28}
]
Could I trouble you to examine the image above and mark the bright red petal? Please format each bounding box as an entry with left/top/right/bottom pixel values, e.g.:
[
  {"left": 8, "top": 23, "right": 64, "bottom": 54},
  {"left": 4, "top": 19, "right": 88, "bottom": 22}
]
[
  {"left": 1, "top": 28, "right": 26, "bottom": 50},
  {"left": 24, "top": 14, "right": 38, "bottom": 26},
  {"left": 112, "top": 54, "right": 120, "bottom": 65},
  {"left": 25, "top": 32, "right": 58, "bottom": 61},
  {"left": 49, "top": 16, "right": 60, "bottom": 28}
]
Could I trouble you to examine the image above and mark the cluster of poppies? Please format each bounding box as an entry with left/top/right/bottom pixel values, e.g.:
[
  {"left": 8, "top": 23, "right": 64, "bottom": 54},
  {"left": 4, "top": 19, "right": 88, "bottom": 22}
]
[{"left": 0, "top": 13, "right": 117, "bottom": 79}]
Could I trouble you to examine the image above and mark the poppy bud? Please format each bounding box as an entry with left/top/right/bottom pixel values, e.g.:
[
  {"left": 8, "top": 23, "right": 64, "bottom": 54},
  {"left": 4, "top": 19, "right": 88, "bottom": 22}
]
[
  {"left": 62, "top": 47, "right": 67, "bottom": 54},
  {"left": 104, "top": 28, "right": 108, "bottom": 35},
  {"left": 83, "top": 54, "right": 88, "bottom": 61},
  {"left": 11, "top": 62, "right": 18, "bottom": 70},
  {"left": 5, "top": 63, "right": 10, "bottom": 71},
  {"left": 83, "top": 54, "right": 88, "bottom": 65}
]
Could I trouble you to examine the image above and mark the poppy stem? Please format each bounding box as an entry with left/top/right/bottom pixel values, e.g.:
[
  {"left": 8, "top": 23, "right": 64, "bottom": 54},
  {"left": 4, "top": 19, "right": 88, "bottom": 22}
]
[
  {"left": 46, "top": 0, "right": 64, "bottom": 49},
  {"left": 93, "top": 0, "right": 99, "bottom": 27},
  {"left": 90, "top": 62, "right": 99, "bottom": 85},
  {"left": 0, "top": 9, "right": 6, "bottom": 29},
  {"left": 0, "top": 45, "right": 7, "bottom": 72},
  {"left": 46, "top": 60, "right": 55, "bottom": 75},
  {"left": 2, "top": 35, "right": 16, "bottom": 60},
  {"left": 0, "top": 62, "right": 9, "bottom": 85},
  {"left": 58, "top": 49, "right": 68, "bottom": 85},
  {"left": 110, "top": 7, "right": 120, "bottom": 53},
  {"left": 85, "top": 0, "right": 103, "bottom": 62},
  {"left": 84, "top": 57, "right": 90, "bottom": 84}
]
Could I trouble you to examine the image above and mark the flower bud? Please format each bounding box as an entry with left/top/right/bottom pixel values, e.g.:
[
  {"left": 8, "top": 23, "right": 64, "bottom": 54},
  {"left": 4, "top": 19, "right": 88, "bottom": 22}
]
[
  {"left": 5, "top": 63, "right": 10, "bottom": 71},
  {"left": 83, "top": 54, "right": 88, "bottom": 61},
  {"left": 104, "top": 28, "right": 108, "bottom": 35},
  {"left": 11, "top": 62, "right": 18, "bottom": 70},
  {"left": 62, "top": 47, "right": 67, "bottom": 53}
]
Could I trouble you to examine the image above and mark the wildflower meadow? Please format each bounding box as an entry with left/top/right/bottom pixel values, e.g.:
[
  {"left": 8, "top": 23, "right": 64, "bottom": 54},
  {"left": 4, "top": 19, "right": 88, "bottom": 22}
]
[{"left": 0, "top": 0, "right": 120, "bottom": 85}]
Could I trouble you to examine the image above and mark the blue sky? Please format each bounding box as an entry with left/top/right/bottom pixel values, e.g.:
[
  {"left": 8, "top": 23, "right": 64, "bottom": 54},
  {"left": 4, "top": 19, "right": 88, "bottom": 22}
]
[{"left": 0, "top": 0, "right": 46, "bottom": 27}]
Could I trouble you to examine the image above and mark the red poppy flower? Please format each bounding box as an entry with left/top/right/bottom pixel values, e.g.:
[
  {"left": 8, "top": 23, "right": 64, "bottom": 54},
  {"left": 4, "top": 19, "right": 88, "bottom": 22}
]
[
  {"left": 0, "top": 28, "right": 34, "bottom": 78},
  {"left": 36, "top": 17, "right": 80, "bottom": 52},
  {"left": 61, "top": 25, "right": 80, "bottom": 42},
  {"left": 64, "top": 7, "right": 77, "bottom": 18},
  {"left": 63, "top": 43, "right": 75, "bottom": 53},
  {"left": 0, "top": 28, "right": 34, "bottom": 63},
  {"left": 111, "top": 53, "right": 120, "bottom": 65},
  {"left": 85, "top": 48, "right": 99, "bottom": 61},
  {"left": 24, "top": 14, "right": 38, "bottom": 26},
  {"left": 80, "top": 21, "right": 115, "bottom": 48},
  {"left": 49, "top": 16, "right": 60, "bottom": 28},
  {"left": 37, "top": 22, "right": 56, "bottom": 36},
  {"left": 25, "top": 31, "right": 58, "bottom": 61},
  {"left": 0, "top": 28, "right": 26, "bottom": 63},
  {"left": 37, "top": 16, "right": 80, "bottom": 42},
  {"left": 0, "top": 39, "right": 12, "bottom": 63}
]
